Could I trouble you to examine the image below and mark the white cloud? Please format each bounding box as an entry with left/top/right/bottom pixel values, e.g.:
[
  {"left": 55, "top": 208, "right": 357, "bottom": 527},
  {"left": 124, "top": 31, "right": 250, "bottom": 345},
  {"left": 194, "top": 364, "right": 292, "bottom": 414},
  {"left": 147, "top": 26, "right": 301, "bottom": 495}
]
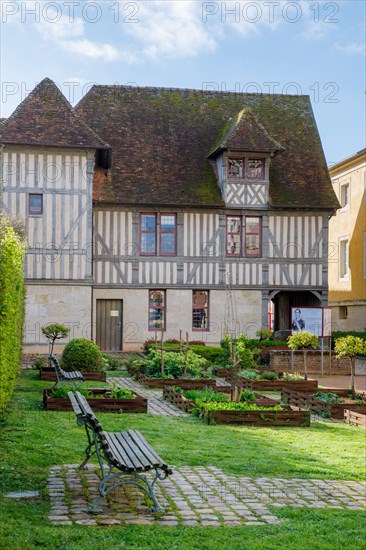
[
  {"left": 122, "top": 1, "right": 219, "bottom": 60},
  {"left": 335, "top": 42, "right": 366, "bottom": 55},
  {"left": 59, "top": 39, "right": 120, "bottom": 61}
]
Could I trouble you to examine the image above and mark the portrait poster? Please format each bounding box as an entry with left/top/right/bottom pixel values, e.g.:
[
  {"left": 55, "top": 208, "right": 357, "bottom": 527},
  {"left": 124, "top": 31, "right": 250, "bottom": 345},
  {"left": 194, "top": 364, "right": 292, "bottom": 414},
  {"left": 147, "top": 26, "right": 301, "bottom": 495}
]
[{"left": 291, "top": 307, "right": 324, "bottom": 336}]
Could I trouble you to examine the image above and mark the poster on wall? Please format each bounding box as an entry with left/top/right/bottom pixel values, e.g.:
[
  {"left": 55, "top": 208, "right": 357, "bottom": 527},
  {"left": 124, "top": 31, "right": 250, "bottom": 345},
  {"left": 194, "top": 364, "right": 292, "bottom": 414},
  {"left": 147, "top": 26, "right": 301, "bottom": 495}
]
[{"left": 291, "top": 307, "right": 332, "bottom": 337}]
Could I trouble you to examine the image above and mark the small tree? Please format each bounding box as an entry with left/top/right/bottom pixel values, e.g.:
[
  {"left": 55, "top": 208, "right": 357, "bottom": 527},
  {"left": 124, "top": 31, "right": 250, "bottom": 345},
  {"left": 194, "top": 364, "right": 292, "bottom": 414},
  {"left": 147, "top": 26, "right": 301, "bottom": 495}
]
[
  {"left": 42, "top": 323, "right": 70, "bottom": 356},
  {"left": 334, "top": 336, "right": 366, "bottom": 397},
  {"left": 287, "top": 331, "right": 319, "bottom": 380}
]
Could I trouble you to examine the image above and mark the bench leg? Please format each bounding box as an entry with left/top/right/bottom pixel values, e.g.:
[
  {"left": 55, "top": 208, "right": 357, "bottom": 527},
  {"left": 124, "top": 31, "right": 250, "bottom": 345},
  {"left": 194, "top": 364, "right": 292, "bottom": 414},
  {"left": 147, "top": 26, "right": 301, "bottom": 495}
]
[{"left": 88, "top": 468, "right": 166, "bottom": 514}]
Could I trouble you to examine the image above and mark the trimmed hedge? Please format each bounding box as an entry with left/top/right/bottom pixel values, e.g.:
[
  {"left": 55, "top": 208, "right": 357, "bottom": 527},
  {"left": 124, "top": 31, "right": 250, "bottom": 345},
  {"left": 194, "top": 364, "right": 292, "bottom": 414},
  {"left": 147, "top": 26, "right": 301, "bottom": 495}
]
[
  {"left": 0, "top": 218, "right": 26, "bottom": 412},
  {"left": 61, "top": 338, "right": 104, "bottom": 372}
]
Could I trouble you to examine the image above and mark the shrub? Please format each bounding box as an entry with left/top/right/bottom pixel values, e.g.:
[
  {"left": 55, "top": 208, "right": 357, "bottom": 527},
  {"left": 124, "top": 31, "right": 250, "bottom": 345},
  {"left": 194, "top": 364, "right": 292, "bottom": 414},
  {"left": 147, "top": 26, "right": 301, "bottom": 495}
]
[
  {"left": 61, "top": 338, "right": 104, "bottom": 372},
  {"left": 101, "top": 353, "right": 124, "bottom": 370},
  {"left": 256, "top": 327, "right": 273, "bottom": 340},
  {"left": 145, "top": 349, "right": 208, "bottom": 379},
  {"left": 0, "top": 216, "right": 26, "bottom": 412},
  {"left": 260, "top": 370, "right": 278, "bottom": 380},
  {"left": 221, "top": 334, "right": 256, "bottom": 369}
]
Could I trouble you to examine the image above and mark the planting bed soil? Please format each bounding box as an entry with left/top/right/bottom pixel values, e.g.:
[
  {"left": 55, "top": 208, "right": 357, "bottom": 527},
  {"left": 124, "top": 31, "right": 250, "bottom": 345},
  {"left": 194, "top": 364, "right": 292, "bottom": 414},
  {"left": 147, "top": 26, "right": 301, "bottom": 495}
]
[
  {"left": 43, "top": 388, "right": 147, "bottom": 412},
  {"left": 163, "top": 386, "right": 278, "bottom": 413},
  {"left": 281, "top": 388, "right": 366, "bottom": 419},
  {"left": 137, "top": 373, "right": 216, "bottom": 389},
  {"left": 40, "top": 368, "right": 107, "bottom": 382}
]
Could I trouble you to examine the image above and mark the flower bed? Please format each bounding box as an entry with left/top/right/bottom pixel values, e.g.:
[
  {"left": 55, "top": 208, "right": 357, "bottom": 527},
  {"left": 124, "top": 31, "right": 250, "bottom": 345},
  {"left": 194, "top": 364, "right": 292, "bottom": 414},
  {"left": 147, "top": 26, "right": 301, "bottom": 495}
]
[
  {"left": 281, "top": 388, "right": 366, "bottom": 419},
  {"left": 43, "top": 388, "right": 147, "bottom": 412},
  {"left": 40, "top": 368, "right": 107, "bottom": 382}
]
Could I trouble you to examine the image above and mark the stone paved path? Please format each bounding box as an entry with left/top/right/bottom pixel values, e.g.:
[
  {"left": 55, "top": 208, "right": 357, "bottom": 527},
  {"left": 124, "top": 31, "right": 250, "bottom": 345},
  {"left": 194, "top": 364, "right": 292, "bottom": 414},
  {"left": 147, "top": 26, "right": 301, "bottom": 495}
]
[
  {"left": 47, "top": 465, "right": 366, "bottom": 527},
  {"left": 108, "top": 376, "right": 189, "bottom": 417},
  {"left": 108, "top": 375, "right": 231, "bottom": 417}
]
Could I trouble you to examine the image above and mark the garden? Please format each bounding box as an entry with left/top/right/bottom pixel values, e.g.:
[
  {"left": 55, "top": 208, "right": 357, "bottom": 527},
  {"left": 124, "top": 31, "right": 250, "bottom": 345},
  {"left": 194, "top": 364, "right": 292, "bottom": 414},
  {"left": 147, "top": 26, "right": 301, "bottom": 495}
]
[{"left": 0, "top": 304, "right": 366, "bottom": 550}]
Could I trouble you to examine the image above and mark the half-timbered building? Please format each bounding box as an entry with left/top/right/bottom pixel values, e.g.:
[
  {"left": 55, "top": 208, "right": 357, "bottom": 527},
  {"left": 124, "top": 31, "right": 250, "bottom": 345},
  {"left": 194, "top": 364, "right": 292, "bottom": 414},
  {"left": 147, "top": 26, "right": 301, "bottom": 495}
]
[{"left": 0, "top": 79, "right": 339, "bottom": 351}]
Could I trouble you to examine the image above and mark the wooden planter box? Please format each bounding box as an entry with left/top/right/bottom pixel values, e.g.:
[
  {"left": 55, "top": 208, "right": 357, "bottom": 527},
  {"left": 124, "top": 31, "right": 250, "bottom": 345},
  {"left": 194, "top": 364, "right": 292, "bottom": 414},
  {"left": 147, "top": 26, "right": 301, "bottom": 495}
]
[
  {"left": 204, "top": 408, "right": 310, "bottom": 427},
  {"left": 137, "top": 373, "right": 216, "bottom": 389},
  {"left": 163, "top": 386, "right": 280, "bottom": 413},
  {"left": 214, "top": 368, "right": 318, "bottom": 393},
  {"left": 344, "top": 409, "right": 366, "bottom": 427},
  {"left": 281, "top": 389, "right": 366, "bottom": 419},
  {"left": 40, "top": 368, "right": 107, "bottom": 382},
  {"left": 43, "top": 388, "right": 147, "bottom": 412}
]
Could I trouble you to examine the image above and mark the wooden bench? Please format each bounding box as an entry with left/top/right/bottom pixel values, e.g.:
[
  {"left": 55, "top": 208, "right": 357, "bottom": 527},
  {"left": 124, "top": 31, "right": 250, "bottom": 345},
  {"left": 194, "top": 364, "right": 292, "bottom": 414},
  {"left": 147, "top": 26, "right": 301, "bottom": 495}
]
[
  {"left": 68, "top": 391, "right": 173, "bottom": 513},
  {"left": 49, "top": 355, "right": 84, "bottom": 386}
]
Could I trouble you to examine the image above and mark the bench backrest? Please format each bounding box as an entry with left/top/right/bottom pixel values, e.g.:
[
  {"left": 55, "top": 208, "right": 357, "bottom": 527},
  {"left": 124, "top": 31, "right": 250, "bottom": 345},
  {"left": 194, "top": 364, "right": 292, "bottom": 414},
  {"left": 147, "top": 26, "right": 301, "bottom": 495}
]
[
  {"left": 49, "top": 355, "right": 65, "bottom": 383},
  {"left": 68, "top": 391, "right": 108, "bottom": 448}
]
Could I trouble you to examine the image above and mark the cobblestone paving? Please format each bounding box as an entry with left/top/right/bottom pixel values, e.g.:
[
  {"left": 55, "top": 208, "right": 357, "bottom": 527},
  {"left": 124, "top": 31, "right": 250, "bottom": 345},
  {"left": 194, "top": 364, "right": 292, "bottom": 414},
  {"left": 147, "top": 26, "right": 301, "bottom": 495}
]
[
  {"left": 108, "top": 376, "right": 189, "bottom": 417},
  {"left": 47, "top": 465, "right": 366, "bottom": 527}
]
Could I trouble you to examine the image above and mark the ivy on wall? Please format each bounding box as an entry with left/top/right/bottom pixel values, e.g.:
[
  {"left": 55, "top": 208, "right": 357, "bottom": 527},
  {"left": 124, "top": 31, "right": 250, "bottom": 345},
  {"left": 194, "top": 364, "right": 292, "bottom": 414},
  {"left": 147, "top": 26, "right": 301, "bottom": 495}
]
[{"left": 0, "top": 216, "right": 26, "bottom": 412}]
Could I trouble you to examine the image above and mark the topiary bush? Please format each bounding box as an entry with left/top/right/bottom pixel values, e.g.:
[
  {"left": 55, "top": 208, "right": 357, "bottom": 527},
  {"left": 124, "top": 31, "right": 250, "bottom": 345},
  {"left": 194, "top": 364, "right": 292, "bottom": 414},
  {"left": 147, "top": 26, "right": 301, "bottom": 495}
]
[{"left": 61, "top": 338, "right": 104, "bottom": 372}]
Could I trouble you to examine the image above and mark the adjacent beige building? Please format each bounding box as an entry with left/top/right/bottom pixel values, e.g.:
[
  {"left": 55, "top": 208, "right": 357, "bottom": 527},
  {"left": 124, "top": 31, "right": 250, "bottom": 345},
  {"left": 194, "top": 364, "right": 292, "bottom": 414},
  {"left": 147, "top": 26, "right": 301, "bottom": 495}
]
[{"left": 328, "top": 148, "right": 366, "bottom": 331}]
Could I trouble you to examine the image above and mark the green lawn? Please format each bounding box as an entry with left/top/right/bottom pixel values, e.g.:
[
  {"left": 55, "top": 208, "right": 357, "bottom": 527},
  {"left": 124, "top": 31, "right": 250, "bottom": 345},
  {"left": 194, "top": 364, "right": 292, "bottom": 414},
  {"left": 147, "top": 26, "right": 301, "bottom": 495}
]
[{"left": 1, "top": 370, "right": 365, "bottom": 549}]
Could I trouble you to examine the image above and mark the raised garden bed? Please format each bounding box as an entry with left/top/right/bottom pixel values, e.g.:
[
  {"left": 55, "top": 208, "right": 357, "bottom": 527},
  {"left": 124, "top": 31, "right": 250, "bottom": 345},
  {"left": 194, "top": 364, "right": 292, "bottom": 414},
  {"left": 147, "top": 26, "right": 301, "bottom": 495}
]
[
  {"left": 214, "top": 368, "right": 318, "bottom": 392},
  {"left": 40, "top": 368, "right": 107, "bottom": 382},
  {"left": 43, "top": 388, "right": 147, "bottom": 412},
  {"left": 344, "top": 409, "right": 366, "bottom": 427},
  {"left": 203, "top": 408, "right": 310, "bottom": 426},
  {"left": 163, "top": 386, "right": 278, "bottom": 413},
  {"left": 281, "top": 388, "right": 366, "bottom": 419},
  {"left": 137, "top": 373, "right": 217, "bottom": 389}
]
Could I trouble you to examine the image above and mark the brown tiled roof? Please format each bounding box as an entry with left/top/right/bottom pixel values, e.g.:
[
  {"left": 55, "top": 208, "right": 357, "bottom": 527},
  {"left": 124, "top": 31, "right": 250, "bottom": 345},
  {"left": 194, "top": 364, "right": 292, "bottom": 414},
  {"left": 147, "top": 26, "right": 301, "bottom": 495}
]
[
  {"left": 76, "top": 86, "right": 338, "bottom": 209},
  {"left": 0, "top": 78, "right": 108, "bottom": 149},
  {"left": 208, "top": 107, "right": 284, "bottom": 158}
]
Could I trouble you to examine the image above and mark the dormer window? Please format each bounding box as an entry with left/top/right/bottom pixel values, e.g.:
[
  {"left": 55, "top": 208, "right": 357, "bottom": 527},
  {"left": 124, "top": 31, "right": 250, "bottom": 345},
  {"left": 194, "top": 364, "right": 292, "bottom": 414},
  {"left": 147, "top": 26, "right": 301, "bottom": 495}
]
[
  {"left": 227, "top": 156, "right": 265, "bottom": 181},
  {"left": 228, "top": 157, "right": 244, "bottom": 178},
  {"left": 246, "top": 158, "right": 265, "bottom": 180}
]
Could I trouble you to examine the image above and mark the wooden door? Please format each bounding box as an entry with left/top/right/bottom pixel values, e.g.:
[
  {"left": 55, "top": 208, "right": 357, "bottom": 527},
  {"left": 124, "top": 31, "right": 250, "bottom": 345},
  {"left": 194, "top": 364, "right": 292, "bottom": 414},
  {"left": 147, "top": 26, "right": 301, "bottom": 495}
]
[{"left": 96, "top": 299, "right": 123, "bottom": 351}]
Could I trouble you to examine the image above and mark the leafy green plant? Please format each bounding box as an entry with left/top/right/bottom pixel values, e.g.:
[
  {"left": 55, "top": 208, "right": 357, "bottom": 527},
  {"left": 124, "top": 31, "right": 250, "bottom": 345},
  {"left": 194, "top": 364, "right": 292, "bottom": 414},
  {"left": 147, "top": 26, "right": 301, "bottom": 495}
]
[
  {"left": 41, "top": 323, "right": 70, "bottom": 355},
  {"left": 0, "top": 215, "right": 26, "bottom": 412},
  {"left": 32, "top": 357, "right": 47, "bottom": 370},
  {"left": 260, "top": 370, "right": 278, "bottom": 380},
  {"left": 101, "top": 353, "right": 124, "bottom": 370},
  {"left": 256, "top": 327, "right": 273, "bottom": 340},
  {"left": 145, "top": 349, "right": 208, "bottom": 379},
  {"left": 221, "top": 334, "right": 256, "bottom": 369},
  {"left": 312, "top": 392, "right": 344, "bottom": 404},
  {"left": 240, "top": 390, "right": 257, "bottom": 402},
  {"left": 49, "top": 386, "right": 92, "bottom": 399},
  {"left": 108, "top": 384, "right": 135, "bottom": 399},
  {"left": 334, "top": 336, "right": 366, "bottom": 396},
  {"left": 61, "top": 338, "right": 104, "bottom": 373},
  {"left": 238, "top": 369, "right": 259, "bottom": 380},
  {"left": 181, "top": 388, "right": 229, "bottom": 403},
  {"left": 196, "top": 400, "right": 283, "bottom": 411}
]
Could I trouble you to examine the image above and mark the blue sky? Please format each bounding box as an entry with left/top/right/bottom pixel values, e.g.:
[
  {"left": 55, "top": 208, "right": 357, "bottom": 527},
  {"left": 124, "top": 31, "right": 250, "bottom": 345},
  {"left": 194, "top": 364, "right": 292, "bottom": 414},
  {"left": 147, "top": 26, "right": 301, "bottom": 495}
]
[{"left": 1, "top": 0, "right": 365, "bottom": 164}]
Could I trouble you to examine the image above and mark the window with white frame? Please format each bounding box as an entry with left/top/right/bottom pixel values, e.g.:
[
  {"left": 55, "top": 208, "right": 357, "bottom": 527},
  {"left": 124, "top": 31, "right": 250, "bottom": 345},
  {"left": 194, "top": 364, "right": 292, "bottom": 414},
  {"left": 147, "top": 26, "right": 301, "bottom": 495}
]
[
  {"left": 340, "top": 181, "right": 350, "bottom": 209},
  {"left": 339, "top": 238, "right": 349, "bottom": 280}
]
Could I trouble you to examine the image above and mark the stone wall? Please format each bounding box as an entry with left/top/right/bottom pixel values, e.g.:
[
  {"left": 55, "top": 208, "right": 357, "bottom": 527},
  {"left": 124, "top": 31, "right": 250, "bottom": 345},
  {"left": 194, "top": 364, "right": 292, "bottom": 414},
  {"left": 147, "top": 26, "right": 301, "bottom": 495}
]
[{"left": 270, "top": 350, "right": 352, "bottom": 375}]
